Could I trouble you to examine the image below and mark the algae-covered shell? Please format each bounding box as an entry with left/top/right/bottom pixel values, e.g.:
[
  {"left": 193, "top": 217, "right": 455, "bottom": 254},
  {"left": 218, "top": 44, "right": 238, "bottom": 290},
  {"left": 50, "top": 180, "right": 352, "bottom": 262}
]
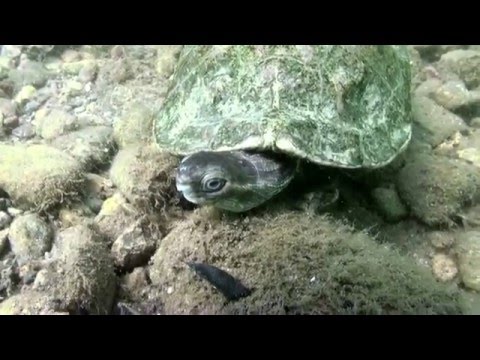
[{"left": 154, "top": 45, "right": 412, "bottom": 169}]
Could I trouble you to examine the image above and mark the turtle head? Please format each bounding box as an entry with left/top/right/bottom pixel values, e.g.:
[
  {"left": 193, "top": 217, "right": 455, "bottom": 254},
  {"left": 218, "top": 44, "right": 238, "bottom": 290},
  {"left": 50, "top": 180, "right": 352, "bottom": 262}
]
[{"left": 176, "top": 150, "right": 296, "bottom": 212}]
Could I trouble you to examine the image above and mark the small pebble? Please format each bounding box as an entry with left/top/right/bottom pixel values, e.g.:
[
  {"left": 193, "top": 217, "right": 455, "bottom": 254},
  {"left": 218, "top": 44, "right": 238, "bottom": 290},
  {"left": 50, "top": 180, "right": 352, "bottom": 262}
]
[
  {"left": 11, "top": 123, "right": 35, "bottom": 139},
  {"left": 24, "top": 100, "right": 41, "bottom": 114},
  {"left": 120, "top": 267, "right": 149, "bottom": 299},
  {"left": 78, "top": 62, "right": 97, "bottom": 84},
  {"left": 32, "top": 269, "right": 50, "bottom": 290},
  {"left": 8, "top": 213, "right": 53, "bottom": 262},
  {"left": 7, "top": 207, "right": 23, "bottom": 217},
  {"left": 2, "top": 115, "right": 18, "bottom": 130},
  {"left": 64, "top": 80, "right": 83, "bottom": 96},
  {"left": 14, "top": 85, "right": 36, "bottom": 104},
  {"left": 0, "top": 98, "right": 17, "bottom": 118},
  {"left": 73, "top": 106, "right": 85, "bottom": 114},
  {"left": 432, "top": 253, "right": 458, "bottom": 282},
  {"left": 61, "top": 49, "right": 82, "bottom": 63},
  {"left": 69, "top": 97, "right": 84, "bottom": 108},
  {"left": 433, "top": 80, "right": 472, "bottom": 110},
  {"left": 110, "top": 46, "right": 127, "bottom": 60}
]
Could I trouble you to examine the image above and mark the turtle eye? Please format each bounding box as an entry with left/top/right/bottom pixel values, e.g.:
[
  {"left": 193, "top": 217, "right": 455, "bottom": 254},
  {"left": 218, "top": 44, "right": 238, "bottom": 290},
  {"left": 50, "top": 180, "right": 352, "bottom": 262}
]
[{"left": 202, "top": 177, "right": 227, "bottom": 193}]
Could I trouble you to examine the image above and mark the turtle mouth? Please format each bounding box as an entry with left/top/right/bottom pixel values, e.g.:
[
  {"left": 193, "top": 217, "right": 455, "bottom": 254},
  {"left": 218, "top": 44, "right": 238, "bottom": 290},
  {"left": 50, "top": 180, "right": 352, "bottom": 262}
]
[
  {"left": 175, "top": 182, "right": 192, "bottom": 194},
  {"left": 177, "top": 186, "right": 206, "bottom": 205},
  {"left": 176, "top": 177, "right": 206, "bottom": 205},
  {"left": 181, "top": 191, "right": 207, "bottom": 205}
]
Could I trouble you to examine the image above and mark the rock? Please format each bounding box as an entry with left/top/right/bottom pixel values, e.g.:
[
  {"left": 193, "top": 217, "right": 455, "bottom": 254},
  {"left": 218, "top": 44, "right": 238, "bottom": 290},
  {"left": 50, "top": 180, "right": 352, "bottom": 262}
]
[
  {"left": 58, "top": 204, "right": 94, "bottom": 228},
  {"left": 0, "top": 98, "right": 17, "bottom": 118},
  {"left": 0, "top": 198, "right": 10, "bottom": 211},
  {"left": 111, "top": 219, "right": 158, "bottom": 270},
  {"left": 371, "top": 187, "right": 408, "bottom": 222},
  {"left": 8, "top": 61, "right": 50, "bottom": 90},
  {"left": 0, "top": 144, "right": 84, "bottom": 211},
  {"left": 414, "top": 78, "right": 443, "bottom": 98},
  {"left": 456, "top": 231, "right": 480, "bottom": 291},
  {"left": 94, "top": 192, "right": 138, "bottom": 243},
  {"left": 13, "top": 85, "right": 36, "bottom": 104},
  {"left": 97, "top": 58, "right": 133, "bottom": 85},
  {"left": 32, "top": 268, "right": 50, "bottom": 290},
  {"left": 459, "top": 204, "right": 480, "bottom": 228},
  {"left": 120, "top": 267, "right": 148, "bottom": 301},
  {"left": 0, "top": 211, "right": 11, "bottom": 230},
  {"left": 431, "top": 253, "right": 458, "bottom": 282},
  {"left": 428, "top": 231, "right": 456, "bottom": 249},
  {"left": 413, "top": 45, "right": 468, "bottom": 62},
  {"left": 109, "top": 145, "right": 178, "bottom": 213},
  {"left": 61, "top": 59, "right": 95, "bottom": 75},
  {"left": 83, "top": 173, "right": 114, "bottom": 214},
  {"left": 44, "top": 58, "right": 62, "bottom": 73},
  {"left": 0, "top": 79, "right": 14, "bottom": 98},
  {"left": 11, "top": 123, "right": 35, "bottom": 139},
  {"left": 149, "top": 209, "right": 463, "bottom": 315},
  {"left": 110, "top": 45, "right": 127, "bottom": 59},
  {"left": 34, "top": 108, "right": 78, "bottom": 140},
  {"left": 457, "top": 148, "right": 480, "bottom": 168},
  {"left": 6, "top": 208, "right": 22, "bottom": 217},
  {"left": 51, "top": 224, "right": 116, "bottom": 314},
  {"left": 18, "top": 261, "right": 43, "bottom": 285},
  {"left": 471, "top": 118, "right": 480, "bottom": 128},
  {"left": 436, "top": 129, "right": 480, "bottom": 163},
  {"left": 396, "top": 154, "right": 480, "bottom": 226},
  {"left": 461, "top": 292, "right": 480, "bottom": 315},
  {"left": 64, "top": 80, "right": 83, "bottom": 97},
  {"left": 412, "top": 95, "right": 468, "bottom": 147},
  {"left": 50, "top": 126, "right": 115, "bottom": 171},
  {"left": 0, "top": 229, "right": 8, "bottom": 254},
  {"left": 1, "top": 115, "right": 18, "bottom": 132},
  {"left": 21, "top": 46, "right": 55, "bottom": 61},
  {"left": 438, "top": 50, "right": 480, "bottom": 89},
  {"left": 113, "top": 103, "right": 155, "bottom": 149},
  {"left": 0, "top": 290, "right": 59, "bottom": 315},
  {"left": 8, "top": 213, "right": 53, "bottom": 263},
  {"left": 0, "top": 45, "right": 22, "bottom": 59},
  {"left": 78, "top": 61, "right": 97, "bottom": 83},
  {"left": 0, "top": 254, "right": 18, "bottom": 299},
  {"left": 432, "top": 80, "right": 474, "bottom": 110},
  {"left": 61, "top": 49, "right": 82, "bottom": 63},
  {"left": 0, "top": 56, "right": 14, "bottom": 71},
  {"left": 156, "top": 46, "right": 182, "bottom": 78}
]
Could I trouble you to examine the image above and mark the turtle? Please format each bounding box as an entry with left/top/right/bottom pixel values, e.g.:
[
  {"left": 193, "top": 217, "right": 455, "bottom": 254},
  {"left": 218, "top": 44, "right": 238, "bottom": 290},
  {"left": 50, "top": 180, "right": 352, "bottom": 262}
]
[{"left": 153, "top": 45, "right": 412, "bottom": 213}]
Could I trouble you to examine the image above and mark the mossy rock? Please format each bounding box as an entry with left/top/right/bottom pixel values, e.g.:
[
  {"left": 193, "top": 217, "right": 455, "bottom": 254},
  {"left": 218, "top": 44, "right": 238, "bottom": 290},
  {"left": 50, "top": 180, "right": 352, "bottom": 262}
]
[
  {"left": 109, "top": 144, "right": 179, "bottom": 215},
  {"left": 0, "top": 144, "right": 85, "bottom": 211},
  {"left": 50, "top": 125, "right": 116, "bottom": 171},
  {"left": 149, "top": 208, "right": 463, "bottom": 315},
  {"left": 396, "top": 154, "right": 480, "bottom": 226},
  {"left": 49, "top": 224, "right": 116, "bottom": 314},
  {"left": 113, "top": 104, "right": 155, "bottom": 149},
  {"left": 0, "top": 290, "right": 61, "bottom": 315}
]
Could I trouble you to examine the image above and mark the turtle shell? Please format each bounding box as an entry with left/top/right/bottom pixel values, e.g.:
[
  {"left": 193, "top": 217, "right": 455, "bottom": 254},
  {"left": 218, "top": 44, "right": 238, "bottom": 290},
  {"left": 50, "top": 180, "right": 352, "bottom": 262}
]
[{"left": 154, "top": 45, "right": 412, "bottom": 169}]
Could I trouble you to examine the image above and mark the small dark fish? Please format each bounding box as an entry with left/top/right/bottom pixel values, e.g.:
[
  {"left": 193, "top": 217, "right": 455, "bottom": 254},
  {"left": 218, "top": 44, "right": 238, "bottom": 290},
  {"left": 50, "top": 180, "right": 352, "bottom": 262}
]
[{"left": 186, "top": 262, "right": 252, "bottom": 302}]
